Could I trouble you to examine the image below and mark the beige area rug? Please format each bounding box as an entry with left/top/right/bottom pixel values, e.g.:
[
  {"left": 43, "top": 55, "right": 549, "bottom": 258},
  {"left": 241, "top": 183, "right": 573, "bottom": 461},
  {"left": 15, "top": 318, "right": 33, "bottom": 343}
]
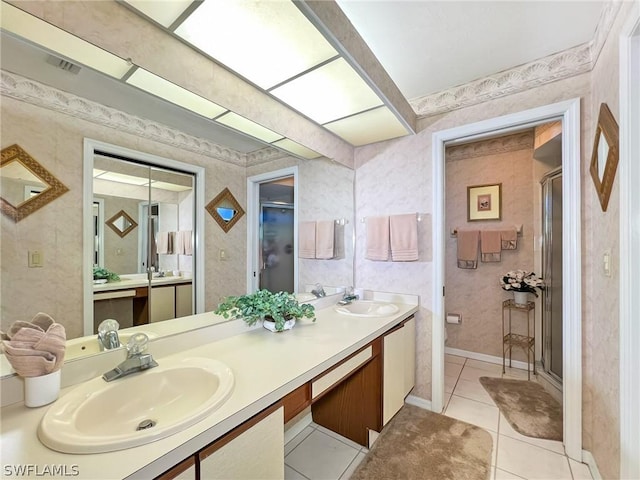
[
  {"left": 480, "top": 376, "right": 563, "bottom": 441},
  {"left": 350, "top": 404, "right": 492, "bottom": 480}
]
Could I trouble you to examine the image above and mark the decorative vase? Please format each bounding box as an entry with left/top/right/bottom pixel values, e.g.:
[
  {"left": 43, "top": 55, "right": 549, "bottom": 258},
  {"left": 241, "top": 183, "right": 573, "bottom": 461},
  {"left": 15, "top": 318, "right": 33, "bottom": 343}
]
[
  {"left": 513, "top": 291, "right": 529, "bottom": 306},
  {"left": 262, "top": 318, "right": 296, "bottom": 333}
]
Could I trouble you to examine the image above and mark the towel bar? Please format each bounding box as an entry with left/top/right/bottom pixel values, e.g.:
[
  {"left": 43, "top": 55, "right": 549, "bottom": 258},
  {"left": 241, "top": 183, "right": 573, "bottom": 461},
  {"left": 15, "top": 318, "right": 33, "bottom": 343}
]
[{"left": 450, "top": 224, "right": 523, "bottom": 237}]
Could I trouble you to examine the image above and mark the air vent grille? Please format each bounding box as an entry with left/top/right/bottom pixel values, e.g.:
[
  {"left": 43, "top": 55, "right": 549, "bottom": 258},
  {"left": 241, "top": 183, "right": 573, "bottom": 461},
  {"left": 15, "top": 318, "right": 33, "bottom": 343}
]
[{"left": 46, "top": 55, "right": 81, "bottom": 74}]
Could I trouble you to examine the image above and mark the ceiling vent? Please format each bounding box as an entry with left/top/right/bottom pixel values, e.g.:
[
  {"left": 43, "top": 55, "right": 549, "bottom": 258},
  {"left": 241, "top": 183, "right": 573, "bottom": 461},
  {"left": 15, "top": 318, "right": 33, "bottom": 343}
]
[{"left": 46, "top": 55, "right": 81, "bottom": 74}]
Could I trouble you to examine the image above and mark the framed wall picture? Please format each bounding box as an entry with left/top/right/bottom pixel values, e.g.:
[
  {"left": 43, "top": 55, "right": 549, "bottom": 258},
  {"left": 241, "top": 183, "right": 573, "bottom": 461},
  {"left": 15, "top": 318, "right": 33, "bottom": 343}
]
[
  {"left": 467, "top": 183, "right": 502, "bottom": 221},
  {"left": 589, "top": 103, "right": 619, "bottom": 212}
]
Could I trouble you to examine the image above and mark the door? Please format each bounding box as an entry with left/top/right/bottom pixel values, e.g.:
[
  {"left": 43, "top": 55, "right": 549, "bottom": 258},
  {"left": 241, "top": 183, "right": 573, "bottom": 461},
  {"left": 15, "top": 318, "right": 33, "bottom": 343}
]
[
  {"left": 541, "top": 167, "right": 563, "bottom": 381},
  {"left": 260, "top": 204, "right": 294, "bottom": 292}
]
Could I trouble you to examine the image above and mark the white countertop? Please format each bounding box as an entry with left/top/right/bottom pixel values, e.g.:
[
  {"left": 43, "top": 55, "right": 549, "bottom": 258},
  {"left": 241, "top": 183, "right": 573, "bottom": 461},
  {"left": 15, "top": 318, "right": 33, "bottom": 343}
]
[
  {"left": 93, "top": 275, "right": 192, "bottom": 293},
  {"left": 0, "top": 297, "right": 418, "bottom": 480}
]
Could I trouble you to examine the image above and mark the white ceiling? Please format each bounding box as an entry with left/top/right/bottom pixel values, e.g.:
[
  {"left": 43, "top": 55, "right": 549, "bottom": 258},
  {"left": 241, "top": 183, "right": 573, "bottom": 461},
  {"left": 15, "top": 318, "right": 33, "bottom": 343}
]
[
  {"left": 336, "top": 0, "right": 605, "bottom": 100},
  {"left": 0, "top": 1, "right": 607, "bottom": 154}
]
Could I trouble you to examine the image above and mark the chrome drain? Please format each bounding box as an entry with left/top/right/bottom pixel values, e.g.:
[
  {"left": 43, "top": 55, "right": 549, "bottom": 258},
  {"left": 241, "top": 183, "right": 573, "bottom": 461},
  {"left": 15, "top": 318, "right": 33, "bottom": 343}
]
[{"left": 136, "top": 419, "right": 156, "bottom": 431}]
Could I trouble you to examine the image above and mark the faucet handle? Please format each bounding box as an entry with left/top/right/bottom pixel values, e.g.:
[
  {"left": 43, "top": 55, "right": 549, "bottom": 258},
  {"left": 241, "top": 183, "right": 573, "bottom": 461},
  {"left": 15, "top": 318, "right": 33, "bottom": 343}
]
[
  {"left": 126, "top": 333, "right": 150, "bottom": 356},
  {"left": 98, "top": 319, "right": 119, "bottom": 335}
]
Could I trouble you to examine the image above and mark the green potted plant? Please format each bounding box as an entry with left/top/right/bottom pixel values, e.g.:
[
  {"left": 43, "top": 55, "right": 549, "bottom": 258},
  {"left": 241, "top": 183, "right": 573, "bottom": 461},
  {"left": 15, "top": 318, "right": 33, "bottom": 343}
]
[
  {"left": 93, "top": 266, "right": 120, "bottom": 284},
  {"left": 215, "top": 290, "right": 315, "bottom": 332}
]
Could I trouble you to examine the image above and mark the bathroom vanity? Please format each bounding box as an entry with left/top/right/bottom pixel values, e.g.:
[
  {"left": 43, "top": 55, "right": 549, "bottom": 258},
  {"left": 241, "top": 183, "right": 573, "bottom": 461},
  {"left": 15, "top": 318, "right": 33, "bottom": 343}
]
[{"left": 0, "top": 292, "right": 418, "bottom": 480}]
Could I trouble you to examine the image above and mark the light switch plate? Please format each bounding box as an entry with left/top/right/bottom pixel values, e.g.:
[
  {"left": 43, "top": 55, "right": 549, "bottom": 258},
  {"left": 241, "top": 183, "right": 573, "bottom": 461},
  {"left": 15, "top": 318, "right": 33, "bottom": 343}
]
[
  {"left": 28, "top": 250, "right": 43, "bottom": 268},
  {"left": 603, "top": 249, "right": 612, "bottom": 277}
]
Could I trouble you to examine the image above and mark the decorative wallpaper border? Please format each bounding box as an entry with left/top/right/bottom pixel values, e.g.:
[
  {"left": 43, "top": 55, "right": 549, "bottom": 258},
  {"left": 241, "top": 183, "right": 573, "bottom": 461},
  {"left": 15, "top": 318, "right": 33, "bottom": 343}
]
[
  {"left": 445, "top": 131, "right": 534, "bottom": 162},
  {"left": 411, "top": 0, "right": 623, "bottom": 118},
  {"left": 0, "top": 70, "right": 288, "bottom": 167}
]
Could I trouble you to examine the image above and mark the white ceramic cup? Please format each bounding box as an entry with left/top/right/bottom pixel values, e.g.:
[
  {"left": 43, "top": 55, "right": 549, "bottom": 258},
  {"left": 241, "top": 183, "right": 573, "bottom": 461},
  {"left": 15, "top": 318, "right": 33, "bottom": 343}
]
[{"left": 24, "top": 369, "right": 61, "bottom": 408}]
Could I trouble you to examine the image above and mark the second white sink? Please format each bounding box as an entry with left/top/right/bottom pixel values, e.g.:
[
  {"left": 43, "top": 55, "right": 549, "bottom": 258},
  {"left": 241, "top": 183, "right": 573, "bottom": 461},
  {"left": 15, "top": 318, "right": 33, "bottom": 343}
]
[
  {"left": 335, "top": 300, "right": 399, "bottom": 318},
  {"left": 38, "top": 357, "right": 234, "bottom": 454}
]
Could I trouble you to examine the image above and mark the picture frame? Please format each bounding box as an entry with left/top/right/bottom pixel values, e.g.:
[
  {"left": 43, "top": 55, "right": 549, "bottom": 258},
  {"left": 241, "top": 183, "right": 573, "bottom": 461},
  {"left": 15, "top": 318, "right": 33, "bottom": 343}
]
[
  {"left": 467, "top": 183, "right": 502, "bottom": 221},
  {"left": 589, "top": 103, "right": 619, "bottom": 212}
]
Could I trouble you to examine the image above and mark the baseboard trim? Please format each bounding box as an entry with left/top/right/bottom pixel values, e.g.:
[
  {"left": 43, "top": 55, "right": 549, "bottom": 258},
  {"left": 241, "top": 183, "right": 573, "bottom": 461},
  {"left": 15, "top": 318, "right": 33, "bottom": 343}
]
[
  {"left": 582, "top": 450, "right": 602, "bottom": 480},
  {"left": 405, "top": 394, "right": 432, "bottom": 411},
  {"left": 445, "top": 347, "right": 532, "bottom": 371}
]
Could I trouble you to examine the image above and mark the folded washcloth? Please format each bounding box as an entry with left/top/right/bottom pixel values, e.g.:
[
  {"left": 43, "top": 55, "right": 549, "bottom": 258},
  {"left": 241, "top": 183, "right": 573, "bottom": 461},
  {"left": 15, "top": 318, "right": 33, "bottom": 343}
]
[
  {"left": 2, "top": 314, "right": 66, "bottom": 377},
  {"left": 480, "top": 230, "right": 502, "bottom": 262},
  {"left": 299, "top": 221, "right": 316, "bottom": 259},
  {"left": 390, "top": 214, "right": 418, "bottom": 261},
  {"left": 365, "top": 216, "right": 390, "bottom": 261},
  {"left": 315, "top": 220, "right": 335, "bottom": 259},
  {"left": 501, "top": 229, "right": 518, "bottom": 250},
  {"left": 456, "top": 230, "right": 479, "bottom": 269}
]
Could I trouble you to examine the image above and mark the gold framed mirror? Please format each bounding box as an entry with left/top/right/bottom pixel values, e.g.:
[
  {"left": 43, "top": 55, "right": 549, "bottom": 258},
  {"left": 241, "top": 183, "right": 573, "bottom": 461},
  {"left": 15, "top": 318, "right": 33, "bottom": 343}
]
[
  {"left": 589, "top": 103, "right": 619, "bottom": 212},
  {"left": 105, "top": 209, "right": 138, "bottom": 238},
  {"left": 206, "top": 187, "right": 245, "bottom": 232},
  {"left": 0, "top": 144, "right": 69, "bottom": 222}
]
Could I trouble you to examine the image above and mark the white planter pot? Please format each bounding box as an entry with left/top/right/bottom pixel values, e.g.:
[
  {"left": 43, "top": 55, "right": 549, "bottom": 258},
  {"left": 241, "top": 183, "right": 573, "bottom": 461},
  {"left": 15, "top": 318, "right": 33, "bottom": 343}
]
[
  {"left": 262, "top": 318, "right": 296, "bottom": 332},
  {"left": 513, "top": 291, "right": 530, "bottom": 306}
]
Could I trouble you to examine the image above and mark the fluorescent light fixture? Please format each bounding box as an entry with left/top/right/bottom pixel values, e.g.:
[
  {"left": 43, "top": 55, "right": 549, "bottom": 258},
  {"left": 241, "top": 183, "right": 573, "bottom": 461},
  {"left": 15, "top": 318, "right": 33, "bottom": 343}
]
[
  {"left": 215, "top": 112, "right": 284, "bottom": 143},
  {"left": 324, "top": 106, "right": 410, "bottom": 146},
  {"left": 121, "top": 0, "right": 192, "bottom": 28},
  {"left": 97, "top": 171, "right": 149, "bottom": 186},
  {"left": 272, "top": 139, "right": 322, "bottom": 160},
  {"left": 150, "top": 181, "right": 192, "bottom": 192},
  {"left": 126, "top": 68, "right": 227, "bottom": 118},
  {"left": 0, "top": 2, "right": 131, "bottom": 79},
  {"left": 92, "top": 169, "right": 108, "bottom": 177},
  {"left": 271, "top": 58, "right": 383, "bottom": 124},
  {"left": 174, "top": 0, "right": 337, "bottom": 89}
]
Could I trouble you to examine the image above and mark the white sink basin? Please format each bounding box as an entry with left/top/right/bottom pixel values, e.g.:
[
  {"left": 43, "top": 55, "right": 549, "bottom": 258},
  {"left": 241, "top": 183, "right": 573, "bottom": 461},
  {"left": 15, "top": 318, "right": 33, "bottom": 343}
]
[
  {"left": 65, "top": 331, "right": 159, "bottom": 360},
  {"left": 334, "top": 300, "right": 400, "bottom": 318},
  {"left": 296, "top": 292, "right": 317, "bottom": 302},
  {"left": 38, "top": 357, "right": 234, "bottom": 454}
]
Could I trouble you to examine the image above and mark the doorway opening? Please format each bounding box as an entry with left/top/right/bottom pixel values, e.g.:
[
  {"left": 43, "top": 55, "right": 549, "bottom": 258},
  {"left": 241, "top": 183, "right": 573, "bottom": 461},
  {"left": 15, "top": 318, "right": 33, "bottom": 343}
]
[
  {"left": 247, "top": 167, "right": 298, "bottom": 294},
  {"left": 432, "top": 98, "right": 582, "bottom": 460}
]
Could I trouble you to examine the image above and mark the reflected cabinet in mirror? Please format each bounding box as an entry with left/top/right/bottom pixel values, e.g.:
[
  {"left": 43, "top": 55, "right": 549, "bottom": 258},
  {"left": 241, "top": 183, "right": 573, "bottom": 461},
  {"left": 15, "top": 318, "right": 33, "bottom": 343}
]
[
  {"left": 589, "top": 103, "right": 619, "bottom": 212},
  {"left": 0, "top": 144, "right": 69, "bottom": 222}
]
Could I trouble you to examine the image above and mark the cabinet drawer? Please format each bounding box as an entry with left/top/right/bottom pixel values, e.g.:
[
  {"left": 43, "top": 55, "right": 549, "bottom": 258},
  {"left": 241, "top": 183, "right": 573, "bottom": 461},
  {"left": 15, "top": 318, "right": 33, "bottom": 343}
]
[
  {"left": 282, "top": 383, "right": 311, "bottom": 423},
  {"left": 312, "top": 346, "right": 373, "bottom": 399}
]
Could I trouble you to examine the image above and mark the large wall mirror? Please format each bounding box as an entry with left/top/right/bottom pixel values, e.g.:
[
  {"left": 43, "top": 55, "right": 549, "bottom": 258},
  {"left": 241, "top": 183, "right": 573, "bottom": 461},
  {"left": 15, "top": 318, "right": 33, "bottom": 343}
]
[{"left": 83, "top": 139, "right": 206, "bottom": 338}]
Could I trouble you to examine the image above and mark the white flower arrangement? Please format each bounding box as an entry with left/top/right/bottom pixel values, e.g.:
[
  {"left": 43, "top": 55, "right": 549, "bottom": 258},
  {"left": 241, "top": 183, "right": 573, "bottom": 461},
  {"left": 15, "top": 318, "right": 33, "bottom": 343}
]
[{"left": 500, "top": 270, "right": 544, "bottom": 297}]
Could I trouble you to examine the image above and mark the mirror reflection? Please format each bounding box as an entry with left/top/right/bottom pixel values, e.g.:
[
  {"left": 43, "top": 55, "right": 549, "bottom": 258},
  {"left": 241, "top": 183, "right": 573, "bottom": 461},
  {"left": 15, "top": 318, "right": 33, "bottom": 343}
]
[
  {"left": 105, "top": 210, "right": 137, "bottom": 238},
  {"left": 0, "top": 160, "right": 48, "bottom": 207},
  {"left": 596, "top": 131, "right": 609, "bottom": 181},
  {"left": 206, "top": 187, "right": 245, "bottom": 233}
]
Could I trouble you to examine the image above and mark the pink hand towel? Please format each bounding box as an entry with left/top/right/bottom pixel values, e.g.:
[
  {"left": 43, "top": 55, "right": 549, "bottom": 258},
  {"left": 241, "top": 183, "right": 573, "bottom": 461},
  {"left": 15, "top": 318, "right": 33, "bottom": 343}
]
[
  {"left": 390, "top": 214, "right": 418, "bottom": 261},
  {"left": 501, "top": 229, "right": 518, "bottom": 250},
  {"left": 315, "top": 220, "right": 335, "bottom": 259},
  {"left": 299, "top": 221, "right": 316, "bottom": 259},
  {"left": 481, "top": 230, "right": 502, "bottom": 262},
  {"left": 365, "top": 216, "right": 390, "bottom": 261},
  {"left": 456, "top": 230, "right": 479, "bottom": 269}
]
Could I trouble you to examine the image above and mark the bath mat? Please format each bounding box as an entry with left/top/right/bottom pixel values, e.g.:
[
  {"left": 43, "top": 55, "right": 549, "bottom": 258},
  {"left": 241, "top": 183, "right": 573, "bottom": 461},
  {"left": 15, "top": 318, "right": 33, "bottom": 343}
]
[
  {"left": 350, "top": 404, "right": 492, "bottom": 480},
  {"left": 480, "top": 376, "right": 562, "bottom": 441}
]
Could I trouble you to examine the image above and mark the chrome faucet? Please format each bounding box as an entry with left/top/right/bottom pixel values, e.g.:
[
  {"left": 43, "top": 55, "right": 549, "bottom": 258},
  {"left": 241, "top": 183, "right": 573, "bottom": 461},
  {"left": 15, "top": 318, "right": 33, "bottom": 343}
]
[
  {"left": 97, "top": 319, "right": 121, "bottom": 350},
  {"left": 102, "top": 333, "right": 158, "bottom": 382},
  {"left": 311, "top": 283, "right": 326, "bottom": 298},
  {"left": 338, "top": 287, "right": 359, "bottom": 305}
]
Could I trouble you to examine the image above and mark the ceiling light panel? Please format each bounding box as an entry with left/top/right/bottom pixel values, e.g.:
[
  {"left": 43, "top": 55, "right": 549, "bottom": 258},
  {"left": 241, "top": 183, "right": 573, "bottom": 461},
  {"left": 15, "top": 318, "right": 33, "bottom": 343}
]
[
  {"left": 126, "top": 68, "right": 227, "bottom": 118},
  {"left": 98, "top": 172, "right": 149, "bottom": 186},
  {"left": 272, "top": 139, "right": 322, "bottom": 160},
  {"left": 121, "top": 0, "right": 192, "bottom": 28},
  {"left": 174, "top": 0, "right": 337, "bottom": 89},
  {"left": 215, "top": 112, "right": 284, "bottom": 143},
  {"left": 324, "top": 106, "right": 409, "bottom": 146},
  {"left": 0, "top": 2, "right": 131, "bottom": 79},
  {"left": 270, "top": 58, "right": 383, "bottom": 124},
  {"left": 151, "top": 181, "right": 192, "bottom": 192}
]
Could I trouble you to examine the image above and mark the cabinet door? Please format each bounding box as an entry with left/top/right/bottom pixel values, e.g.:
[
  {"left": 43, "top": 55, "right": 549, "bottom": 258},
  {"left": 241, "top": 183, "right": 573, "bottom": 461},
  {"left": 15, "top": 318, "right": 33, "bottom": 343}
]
[
  {"left": 154, "top": 456, "right": 196, "bottom": 480},
  {"left": 175, "top": 283, "right": 193, "bottom": 318},
  {"left": 150, "top": 285, "right": 175, "bottom": 323},
  {"left": 383, "top": 326, "right": 405, "bottom": 425},
  {"left": 403, "top": 317, "right": 416, "bottom": 396},
  {"left": 199, "top": 406, "right": 284, "bottom": 479}
]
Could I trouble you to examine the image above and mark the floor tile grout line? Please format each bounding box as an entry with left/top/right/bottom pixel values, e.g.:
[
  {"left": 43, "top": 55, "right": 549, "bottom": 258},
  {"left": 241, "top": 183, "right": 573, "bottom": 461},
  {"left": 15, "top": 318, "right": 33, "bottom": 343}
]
[
  {"left": 284, "top": 426, "right": 316, "bottom": 459},
  {"left": 314, "top": 424, "right": 365, "bottom": 452},
  {"left": 285, "top": 463, "right": 311, "bottom": 480},
  {"left": 338, "top": 451, "right": 363, "bottom": 480}
]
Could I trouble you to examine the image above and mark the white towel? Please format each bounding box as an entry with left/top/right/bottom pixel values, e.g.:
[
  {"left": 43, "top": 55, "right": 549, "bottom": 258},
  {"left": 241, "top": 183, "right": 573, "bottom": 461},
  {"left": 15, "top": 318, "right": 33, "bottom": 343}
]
[
  {"left": 156, "top": 231, "right": 175, "bottom": 255},
  {"left": 175, "top": 230, "right": 193, "bottom": 255},
  {"left": 365, "top": 216, "right": 390, "bottom": 261},
  {"left": 315, "top": 220, "right": 335, "bottom": 259},
  {"left": 299, "top": 222, "right": 316, "bottom": 259},
  {"left": 390, "top": 214, "right": 418, "bottom": 261}
]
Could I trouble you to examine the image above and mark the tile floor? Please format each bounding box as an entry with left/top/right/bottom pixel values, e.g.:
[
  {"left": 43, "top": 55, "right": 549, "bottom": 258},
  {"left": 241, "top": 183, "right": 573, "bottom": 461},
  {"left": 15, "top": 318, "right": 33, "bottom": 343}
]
[{"left": 284, "top": 355, "right": 594, "bottom": 480}]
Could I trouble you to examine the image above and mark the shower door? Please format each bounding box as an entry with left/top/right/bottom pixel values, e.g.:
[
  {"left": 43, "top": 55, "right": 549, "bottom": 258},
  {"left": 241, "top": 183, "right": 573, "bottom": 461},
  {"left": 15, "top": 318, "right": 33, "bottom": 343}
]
[
  {"left": 259, "top": 204, "right": 295, "bottom": 293},
  {"left": 541, "top": 167, "right": 563, "bottom": 381}
]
